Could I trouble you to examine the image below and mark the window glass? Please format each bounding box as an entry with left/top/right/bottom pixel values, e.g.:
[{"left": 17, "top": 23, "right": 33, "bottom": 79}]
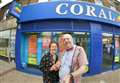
[
  {"left": 0, "top": 29, "right": 16, "bottom": 57},
  {"left": 114, "top": 35, "right": 120, "bottom": 68},
  {"left": 102, "top": 0, "right": 110, "bottom": 7},
  {"left": 0, "top": 30, "right": 10, "bottom": 57},
  {"left": 109, "top": 1, "right": 116, "bottom": 11},
  {"left": 9, "top": 29, "right": 16, "bottom": 59},
  {"left": 94, "top": 0, "right": 103, "bottom": 6},
  {"left": 0, "top": 30, "right": 10, "bottom": 47},
  {"left": 0, "top": 30, "right": 10, "bottom": 38},
  {"left": 38, "top": 0, "right": 49, "bottom": 3},
  {"left": 51, "top": 0, "right": 77, "bottom": 1},
  {"left": 21, "top": 32, "right": 90, "bottom": 67},
  {"left": 88, "top": 0, "right": 95, "bottom": 3},
  {"left": 102, "top": 33, "right": 113, "bottom": 70}
]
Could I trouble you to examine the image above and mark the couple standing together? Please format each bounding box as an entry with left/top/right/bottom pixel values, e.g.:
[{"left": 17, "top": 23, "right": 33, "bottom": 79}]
[{"left": 39, "top": 34, "right": 89, "bottom": 83}]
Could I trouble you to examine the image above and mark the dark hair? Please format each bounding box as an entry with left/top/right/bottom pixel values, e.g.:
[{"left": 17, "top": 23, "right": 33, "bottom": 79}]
[{"left": 49, "top": 41, "right": 58, "bottom": 48}]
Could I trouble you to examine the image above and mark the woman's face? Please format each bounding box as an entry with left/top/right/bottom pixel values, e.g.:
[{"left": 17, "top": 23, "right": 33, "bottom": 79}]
[{"left": 50, "top": 43, "right": 57, "bottom": 56}]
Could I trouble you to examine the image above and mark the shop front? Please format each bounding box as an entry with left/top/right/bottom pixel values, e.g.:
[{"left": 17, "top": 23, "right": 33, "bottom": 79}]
[
  {"left": 0, "top": 29, "right": 16, "bottom": 62},
  {"left": 15, "top": 1, "right": 120, "bottom": 76}
]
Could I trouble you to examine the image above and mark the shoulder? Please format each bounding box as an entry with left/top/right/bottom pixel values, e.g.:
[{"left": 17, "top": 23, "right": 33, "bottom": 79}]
[
  {"left": 74, "top": 46, "right": 85, "bottom": 56},
  {"left": 76, "top": 46, "right": 84, "bottom": 51},
  {"left": 42, "top": 53, "right": 50, "bottom": 59},
  {"left": 76, "top": 45, "right": 83, "bottom": 49}
]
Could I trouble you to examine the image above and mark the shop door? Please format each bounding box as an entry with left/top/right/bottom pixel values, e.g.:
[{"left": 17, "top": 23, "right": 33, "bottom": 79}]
[{"left": 102, "top": 33, "right": 114, "bottom": 70}]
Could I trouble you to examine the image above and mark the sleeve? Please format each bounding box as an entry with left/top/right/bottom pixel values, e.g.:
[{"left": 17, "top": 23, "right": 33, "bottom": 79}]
[
  {"left": 78, "top": 47, "right": 89, "bottom": 67},
  {"left": 39, "top": 55, "right": 46, "bottom": 72},
  {"left": 70, "top": 46, "right": 89, "bottom": 77}
]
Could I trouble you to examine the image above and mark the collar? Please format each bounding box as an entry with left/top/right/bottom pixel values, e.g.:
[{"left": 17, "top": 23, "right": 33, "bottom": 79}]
[{"left": 66, "top": 47, "right": 73, "bottom": 51}]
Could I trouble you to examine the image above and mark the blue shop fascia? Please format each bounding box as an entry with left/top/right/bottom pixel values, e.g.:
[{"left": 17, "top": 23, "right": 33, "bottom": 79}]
[{"left": 10, "top": 1, "right": 120, "bottom": 76}]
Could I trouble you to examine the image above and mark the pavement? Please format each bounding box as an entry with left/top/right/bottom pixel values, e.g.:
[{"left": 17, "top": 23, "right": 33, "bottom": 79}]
[
  {"left": 0, "top": 70, "right": 43, "bottom": 83},
  {"left": 82, "top": 70, "right": 120, "bottom": 83},
  {"left": 0, "top": 60, "right": 43, "bottom": 83},
  {"left": 0, "top": 60, "right": 15, "bottom": 76},
  {"left": 0, "top": 59, "right": 120, "bottom": 83}
]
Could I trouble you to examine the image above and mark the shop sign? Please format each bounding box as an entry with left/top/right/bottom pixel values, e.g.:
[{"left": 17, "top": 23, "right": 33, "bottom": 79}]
[
  {"left": 56, "top": 3, "right": 120, "bottom": 23},
  {"left": 20, "top": 2, "right": 120, "bottom": 27}
]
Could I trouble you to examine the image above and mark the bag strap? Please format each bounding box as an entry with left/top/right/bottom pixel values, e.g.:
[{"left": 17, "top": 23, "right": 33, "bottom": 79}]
[
  {"left": 70, "top": 46, "right": 78, "bottom": 83},
  {"left": 70, "top": 46, "right": 77, "bottom": 72}
]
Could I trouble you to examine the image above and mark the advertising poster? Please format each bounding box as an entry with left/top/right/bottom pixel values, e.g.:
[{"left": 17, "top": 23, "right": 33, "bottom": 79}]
[
  {"left": 42, "top": 32, "right": 51, "bottom": 55},
  {"left": 28, "top": 35, "right": 37, "bottom": 65}
]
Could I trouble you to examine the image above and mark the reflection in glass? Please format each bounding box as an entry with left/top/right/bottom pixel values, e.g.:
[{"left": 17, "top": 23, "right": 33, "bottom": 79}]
[
  {"left": 21, "top": 32, "right": 90, "bottom": 68},
  {"left": 102, "top": 33, "right": 113, "bottom": 70},
  {"left": 114, "top": 35, "right": 120, "bottom": 68}
]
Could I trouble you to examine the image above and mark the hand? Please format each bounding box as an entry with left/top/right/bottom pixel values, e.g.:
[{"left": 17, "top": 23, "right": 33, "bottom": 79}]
[
  {"left": 50, "top": 64, "right": 58, "bottom": 71},
  {"left": 63, "top": 75, "right": 71, "bottom": 83}
]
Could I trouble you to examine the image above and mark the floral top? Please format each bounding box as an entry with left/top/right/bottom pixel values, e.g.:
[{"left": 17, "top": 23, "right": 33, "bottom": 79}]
[{"left": 39, "top": 53, "right": 59, "bottom": 83}]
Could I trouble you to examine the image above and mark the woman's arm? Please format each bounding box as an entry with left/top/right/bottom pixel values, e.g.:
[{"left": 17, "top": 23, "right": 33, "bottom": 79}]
[
  {"left": 50, "top": 60, "right": 61, "bottom": 71},
  {"left": 39, "top": 55, "right": 47, "bottom": 72}
]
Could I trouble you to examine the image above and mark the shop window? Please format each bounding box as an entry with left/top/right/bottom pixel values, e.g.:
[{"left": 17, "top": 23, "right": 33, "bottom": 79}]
[
  {"left": 9, "top": 29, "right": 16, "bottom": 61},
  {"left": 0, "top": 30, "right": 10, "bottom": 57},
  {"left": 102, "top": 33, "right": 113, "bottom": 70},
  {"left": 77, "top": 0, "right": 93, "bottom": 3},
  {"left": 0, "top": 38, "right": 8, "bottom": 47},
  {"left": 102, "top": 0, "right": 110, "bottom": 7},
  {"left": 21, "top": 32, "right": 90, "bottom": 68},
  {"left": 109, "top": 1, "right": 116, "bottom": 11},
  {"left": 0, "top": 29, "right": 15, "bottom": 58},
  {"left": 50, "top": 0, "right": 77, "bottom": 1},
  {"left": 38, "top": 0, "right": 49, "bottom": 2},
  {"left": 0, "top": 38, "right": 8, "bottom": 56},
  {"left": 78, "top": 0, "right": 95, "bottom": 3},
  {"left": 88, "top": 0, "right": 95, "bottom": 3},
  {"left": 0, "top": 30, "right": 10, "bottom": 38},
  {"left": 0, "top": 32, "right": 1, "bottom": 39},
  {"left": 114, "top": 35, "right": 120, "bottom": 68},
  {"left": 94, "top": 0, "right": 103, "bottom": 6}
]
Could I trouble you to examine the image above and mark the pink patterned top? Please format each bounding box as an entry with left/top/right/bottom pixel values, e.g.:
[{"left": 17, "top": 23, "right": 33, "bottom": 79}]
[
  {"left": 71, "top": 46, "right": 88, "bottom": 83},
  {"left": 59, "top": 46, "right": 88, "bottom": 83}
]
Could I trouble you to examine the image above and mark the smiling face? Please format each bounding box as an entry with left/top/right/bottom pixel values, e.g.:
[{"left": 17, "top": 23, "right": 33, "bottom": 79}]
[
  {"left": 50, "top": 43, "right": 58, "bottom": 56},
  {"left": 63, "top": 34, "right": 74, "bottom": 50}
]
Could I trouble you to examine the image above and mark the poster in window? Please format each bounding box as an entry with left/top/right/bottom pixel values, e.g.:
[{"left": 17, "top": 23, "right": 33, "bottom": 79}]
[{"left": 28, "top": 35, "right": 37, "bottom": 65}]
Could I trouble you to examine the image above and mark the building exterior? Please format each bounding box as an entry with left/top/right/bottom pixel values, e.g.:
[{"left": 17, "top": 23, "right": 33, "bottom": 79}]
[
  {"left": 0, "top": 2, "right": 17, "bottom": 62},
  {"left": 14, "top": 0, "right": 120, "bottom": 76},
  {"left": 0, "top": 0, "right": 120, "bottom": 76},
  {"left": 0, "top": 0, "right": 37, "bottom": 62}
]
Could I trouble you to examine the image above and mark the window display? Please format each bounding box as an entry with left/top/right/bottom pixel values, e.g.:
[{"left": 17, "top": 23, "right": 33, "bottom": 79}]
[
  {"left": 28, "top": 35, "right": 37, "bottom": 65},
  {"left": 0, "top": 30, "right": 10, "bottom": 57},
  {"left": 102, "top": 33, "right": 113, "bottom": 70},
  {"left": 21, "top": 32, "right": 90, "bottom": 68}
]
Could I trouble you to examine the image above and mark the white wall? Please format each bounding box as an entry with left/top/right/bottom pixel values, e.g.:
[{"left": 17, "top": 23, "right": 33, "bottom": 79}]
[{"left": 0, "top": 0, "right": 13, "bottom": 8}]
